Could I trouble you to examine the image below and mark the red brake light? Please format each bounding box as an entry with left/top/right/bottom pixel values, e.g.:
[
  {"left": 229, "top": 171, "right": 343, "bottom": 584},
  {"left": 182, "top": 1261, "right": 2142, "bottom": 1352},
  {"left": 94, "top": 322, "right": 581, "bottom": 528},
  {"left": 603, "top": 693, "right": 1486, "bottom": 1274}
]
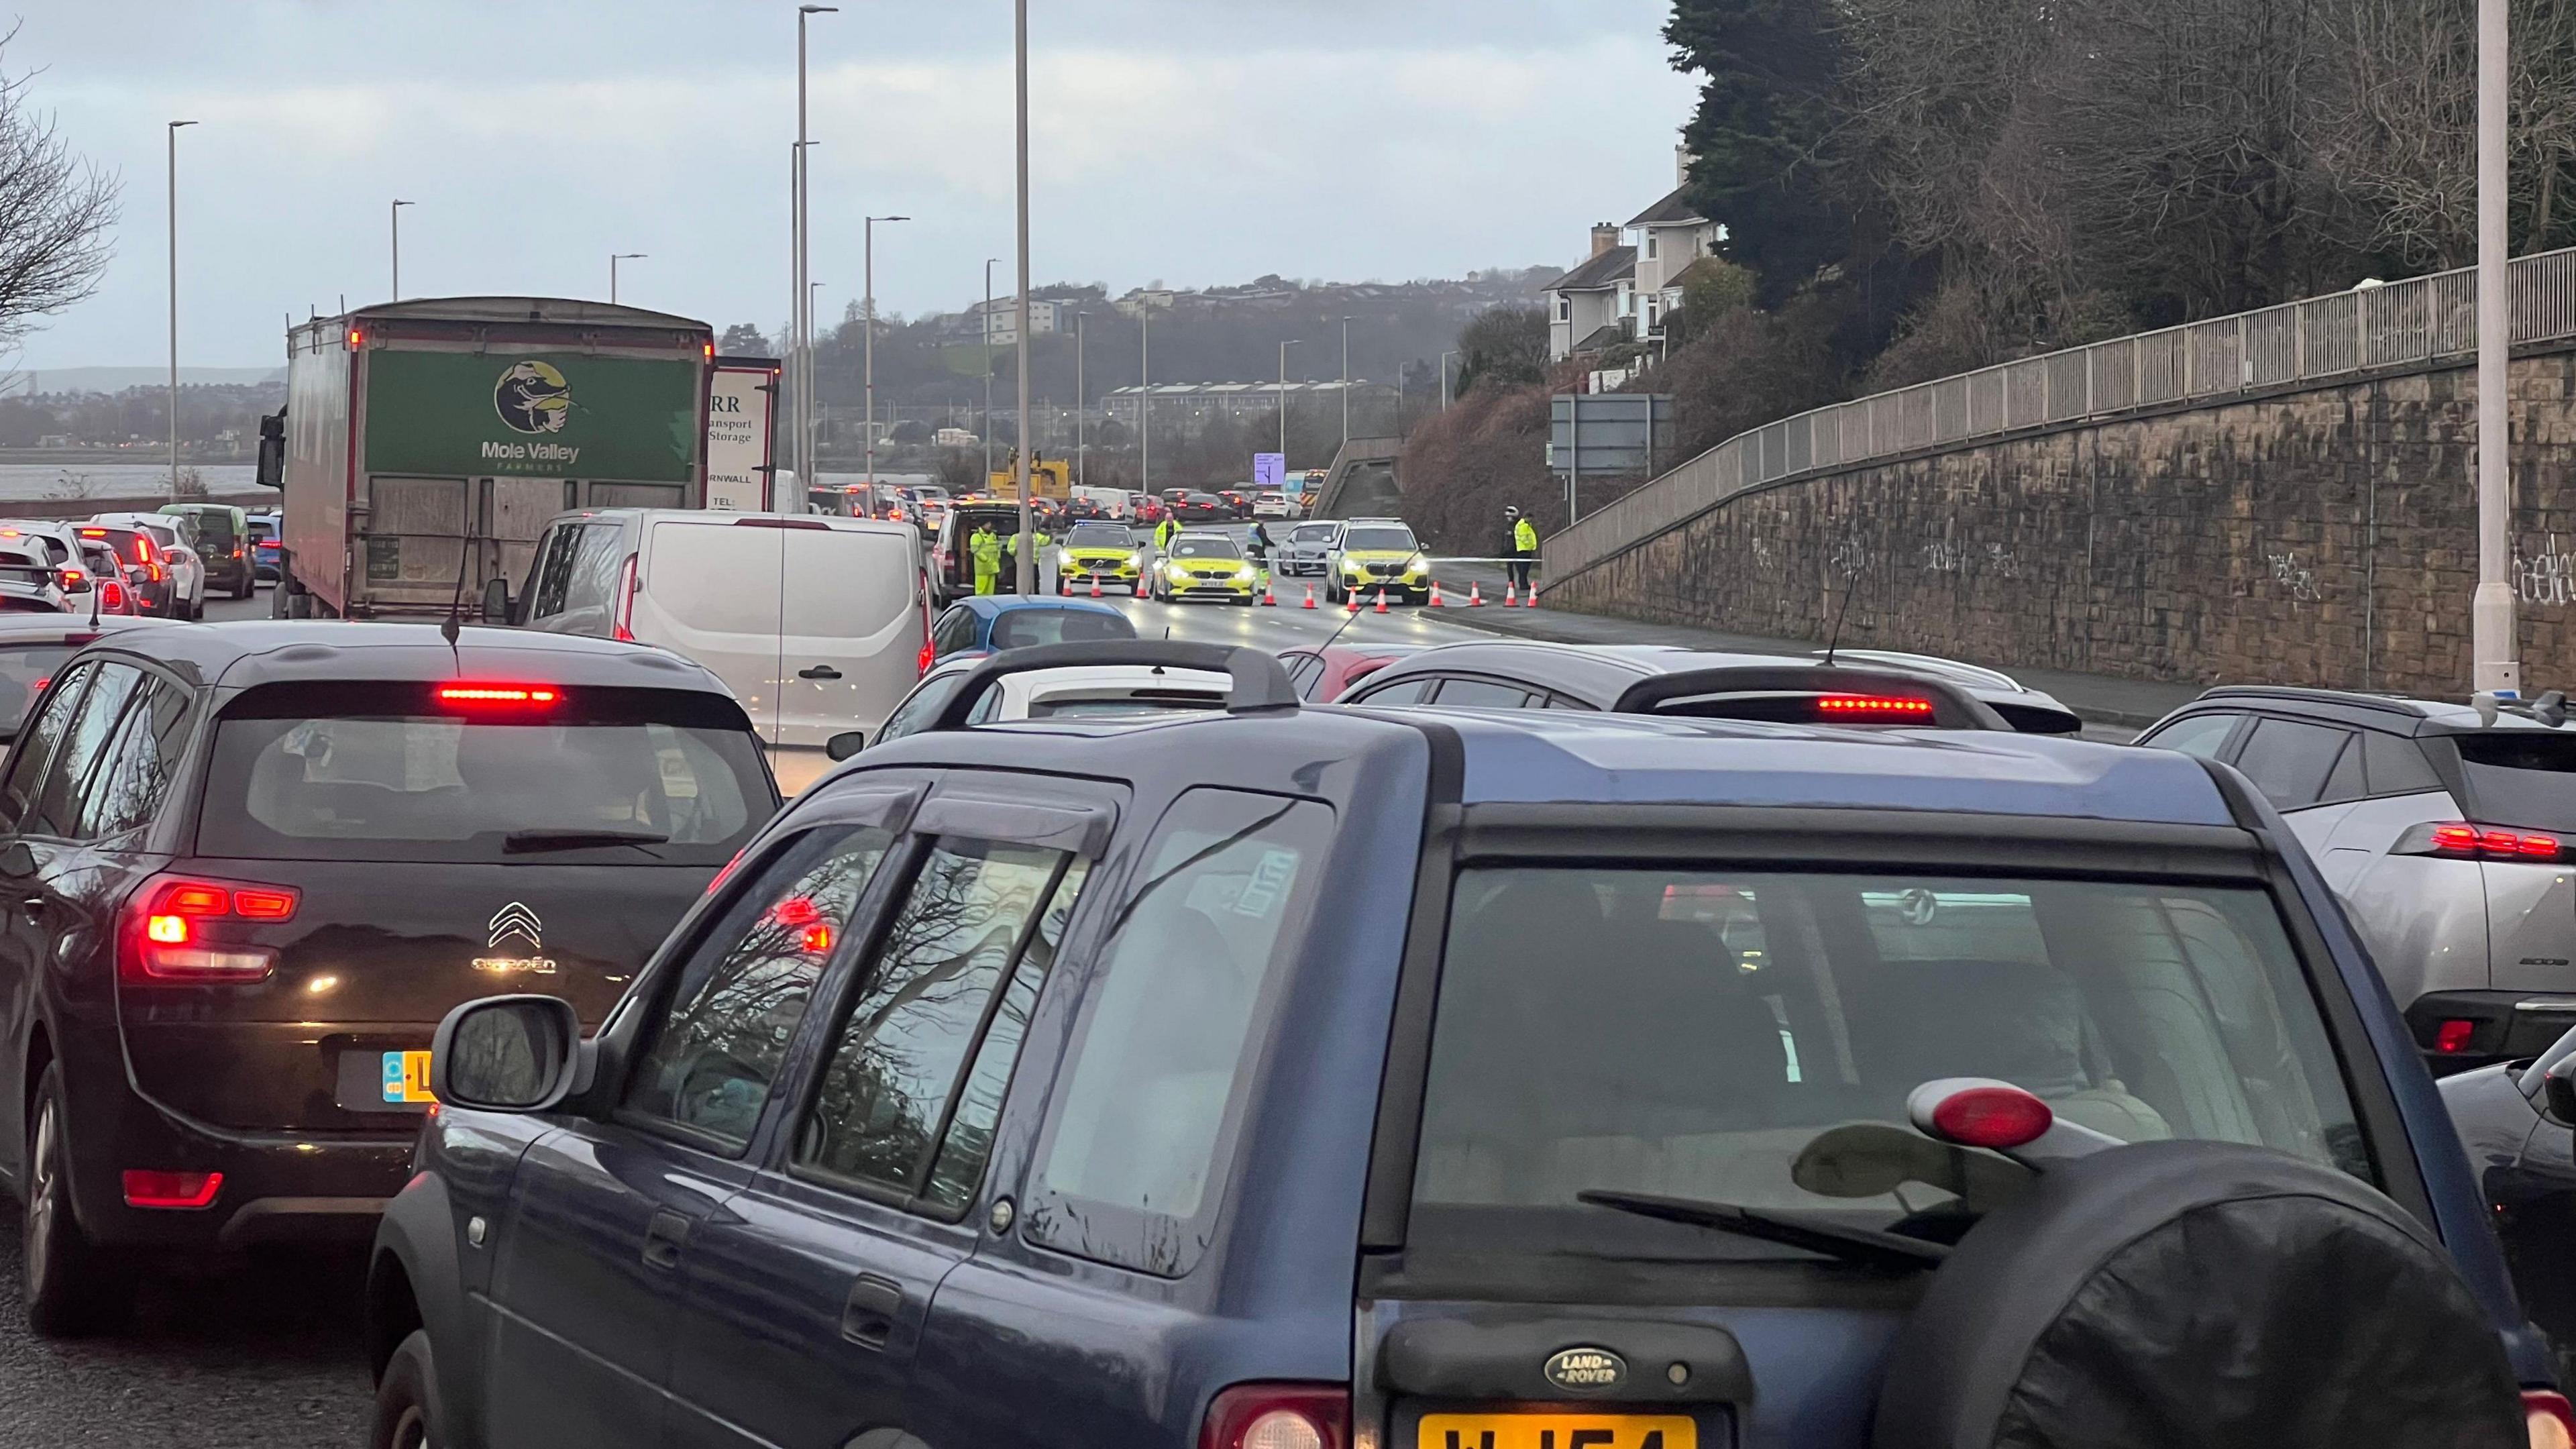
[
  {"left": 2435, "top": 1018, "right": 2479, "bottom": 1055},
  {"left": 28, "top": 676, "right": 47, "bottom": 692},
  {"left": 435, "top": 684, "right": 562, "bottom": 707},
  {"left": 2418, "top": 822, "right": 2568, "bottom": 861},
  {"left": 1199, "top": 1385, "right": 1348, "bottom": 1449},
  {"left": 1928, "top": 1084, "right": 2055, "bottom": 1150},
  {"left": 123, "top": 875, "right": 297, "bottom": 983},
  {"left": 2527, "top": 1390, "right": 2576, "bottom": 1449},
  {"left": 102, "top": 582, "right": 124, "bottom": 610},
  {"left": 1815, "top": 694, "right": 1936, "bottom": 719},
  {"left": 121, "top": 1169, "right": 223, "bottom": 1210},
  {"left": 56, "top": 568, "right": 84, "bottom": 590},
  {"left": 2432, "top": 824, "right": 2481, "bottom": 852}
]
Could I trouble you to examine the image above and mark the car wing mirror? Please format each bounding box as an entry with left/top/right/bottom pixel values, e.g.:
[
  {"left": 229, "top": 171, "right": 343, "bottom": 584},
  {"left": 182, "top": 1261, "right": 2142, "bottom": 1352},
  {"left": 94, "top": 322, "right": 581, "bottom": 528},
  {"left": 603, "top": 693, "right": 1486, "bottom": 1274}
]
[
  {"left": 2546, "top": 1055, "right": 2576, "bottom": 1126},
  {"left": 480, "top": 577, "right": 513, "bottom": 625},
  {"left": 826, "top": 730, "right": 868, "bottom": 761},
  {"left": 429, "top": 996, "right": 590, "bottom": 1114}
]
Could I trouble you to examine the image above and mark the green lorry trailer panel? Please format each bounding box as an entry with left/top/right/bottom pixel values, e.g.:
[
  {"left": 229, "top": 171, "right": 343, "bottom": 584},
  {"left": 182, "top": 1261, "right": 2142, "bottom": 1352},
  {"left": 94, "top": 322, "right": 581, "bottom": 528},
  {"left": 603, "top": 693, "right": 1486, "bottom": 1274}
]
[{"left": 362, "top": 350, "right": 701, "bottom": 482}]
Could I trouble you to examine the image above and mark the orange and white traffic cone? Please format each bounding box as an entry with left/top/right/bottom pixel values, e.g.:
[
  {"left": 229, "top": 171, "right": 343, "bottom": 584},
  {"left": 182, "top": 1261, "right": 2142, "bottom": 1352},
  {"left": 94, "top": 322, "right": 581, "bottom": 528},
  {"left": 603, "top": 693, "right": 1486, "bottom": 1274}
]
[
  {"left": 1468, "top": 583, "right": 1485, "bottom": 606},
  {"left": 1302, "top": 586, "right": 1317, "bottom": 610},
  {"left": 1260, "top": 580, "right": 1276, "bottom": 606},
  {"left": 1135, "top": 576, "right": 1150, "bottom": 598},
  {"left": 1503, "top": 582, "right": 1517, "bottom": 606},
  {"left": 1374, "top": 588, "right": 1390, "bottom": 614},
  {"left": 1523, "top": 586, "right": 1540, "bottom": 608},
  {"left": 1089, "top": 577, "right": 1102, "bottom": 598},
  {"left": 1346, "top": 586, "right": 1362, "bottom": 613},
  {"left": 1427, "top": 580, "right": 1445, "bottom": 608}
]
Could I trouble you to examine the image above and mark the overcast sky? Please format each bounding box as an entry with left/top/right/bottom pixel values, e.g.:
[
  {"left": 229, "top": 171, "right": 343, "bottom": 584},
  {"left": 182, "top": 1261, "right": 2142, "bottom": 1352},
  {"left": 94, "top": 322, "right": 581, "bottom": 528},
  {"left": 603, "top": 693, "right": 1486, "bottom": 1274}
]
[{"left": 11, "top": 1, "right": 1699, "bottom": 370}]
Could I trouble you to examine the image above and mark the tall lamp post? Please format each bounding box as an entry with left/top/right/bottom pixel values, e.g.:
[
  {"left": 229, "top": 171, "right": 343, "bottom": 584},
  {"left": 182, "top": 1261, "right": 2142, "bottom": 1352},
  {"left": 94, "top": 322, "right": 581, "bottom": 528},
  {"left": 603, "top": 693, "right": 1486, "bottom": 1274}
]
[
  {"left": 810, "top": 280, "right": 826, "bottom": 466},
  {"left": 1072, "top": 311, "right": 1086, "bottom": 490},
  {"left": 1339, "top": 315, "right": 1353, "bottom": 449},
  {"left": 1139, "top": 309, "right": 1152, "bottom": 500},
  {"left": 610, "top": 252, "right": 645, "bottom": 305},
  {"left": 982, "top": 257, "right": 1001, "bottom": 485},
  {"left": 793, "top": 5, "right": 837, "bottom": 494},
  {"left": 166, "top": 119, "right": 197, "bottom": 502},
  {"left": 1012, "top": 0, "right": 1036, "bottom": 594},
  {"left": 1278, "top": 339, "right": 1301, "bottom": 465},
  {"left": 863, "top": 215, "right": 909, "bottom": 485},
  {"left": 2475, "top": 0, "right": 2521, "bottom": 696},
  {"left": 390, "top": 199, "right": 413, "bottom": 301}
]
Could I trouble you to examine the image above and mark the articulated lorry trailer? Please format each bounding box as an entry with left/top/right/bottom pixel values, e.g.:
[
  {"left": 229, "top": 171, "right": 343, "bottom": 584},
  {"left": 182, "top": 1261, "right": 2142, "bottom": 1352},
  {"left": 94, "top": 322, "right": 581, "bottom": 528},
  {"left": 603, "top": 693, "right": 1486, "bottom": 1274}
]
[{"left": 259, "top": 297, "right": 718, "bottom": 619}]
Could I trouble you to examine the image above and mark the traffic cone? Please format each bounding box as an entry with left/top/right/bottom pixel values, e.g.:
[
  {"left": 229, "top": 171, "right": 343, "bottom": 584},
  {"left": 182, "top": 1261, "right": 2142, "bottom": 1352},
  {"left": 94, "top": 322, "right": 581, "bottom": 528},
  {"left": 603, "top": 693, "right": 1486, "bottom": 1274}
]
[
  {"left": 1260, "top": 580, "right": 1277, "bottom": 606},
  {"left": 1523, "top": 586, "right": 1540, "bottom": 608},
  {"left": 1468, "top": 583, "right": 1485, "bottom": 606},
  {"left": 1135, "top": 576, "right": 1150, "bottom": 598},
  {"left": 1374, "top": 588, "right": 1389, "bottom": 614},
  {"left": 1302, "top": 586, "right": 1317, "bottom": 610},
  {"left": 1503, "top": 582, "right": 1517, "bottom": 606},
  {"left": 1346, "top": 586, "right": 1362, "bottom": 614},
  {"left": 1089, "top": 577, "right": 1102, "bottom": 598},
  {"left": 1428, "top": 580, "right": 1445, "bottom": 608}
]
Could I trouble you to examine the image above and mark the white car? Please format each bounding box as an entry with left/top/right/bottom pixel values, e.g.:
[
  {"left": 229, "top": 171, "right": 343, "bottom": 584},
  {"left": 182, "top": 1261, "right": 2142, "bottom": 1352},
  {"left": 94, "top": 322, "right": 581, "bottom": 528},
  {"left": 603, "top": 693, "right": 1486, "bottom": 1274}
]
[
  {"left": 91, "top": 513, "right": 206, "bottom": 619},
  {"left": 1251, "top": 490, "right": 1298, "bottom": 520},
  {"left": 0, "top": 542, "right": 68, "bottom": 614},
  {"left": 860, "top": 657, "right": 1231, "bottom": 753}
]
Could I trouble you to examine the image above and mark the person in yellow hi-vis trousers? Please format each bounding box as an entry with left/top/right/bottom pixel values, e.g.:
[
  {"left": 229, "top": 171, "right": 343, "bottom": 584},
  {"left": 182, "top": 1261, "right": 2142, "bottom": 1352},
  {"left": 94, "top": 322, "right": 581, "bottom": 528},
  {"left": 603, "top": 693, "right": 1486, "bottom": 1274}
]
[{"left": 971, "top": 522, "right": 1004, "bottom": 596}]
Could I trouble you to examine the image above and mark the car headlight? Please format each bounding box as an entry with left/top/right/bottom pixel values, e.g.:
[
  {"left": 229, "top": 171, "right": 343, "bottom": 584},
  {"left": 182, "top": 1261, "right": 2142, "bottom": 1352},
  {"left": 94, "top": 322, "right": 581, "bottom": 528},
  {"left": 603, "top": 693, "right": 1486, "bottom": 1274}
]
[
  {"left": 1341, "top": 559, "right": 1364, "bottom": 576},
  {"left": 1166, "top": 561, "right": 1191, "bottom": 578},
  {"left": 1235, "top": 564, "right": 1257, "bottom": 581},
  {"left": 1405, "top": 558, "right": 1430, "bottom": 579}
]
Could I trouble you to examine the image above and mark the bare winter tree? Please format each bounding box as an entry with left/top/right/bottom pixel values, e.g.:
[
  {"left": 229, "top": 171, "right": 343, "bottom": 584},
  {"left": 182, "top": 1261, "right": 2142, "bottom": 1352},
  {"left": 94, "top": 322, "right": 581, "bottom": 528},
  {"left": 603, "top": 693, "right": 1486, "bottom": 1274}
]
[{"left": 0, "top": 32, "right": 119, "bottom": 364}]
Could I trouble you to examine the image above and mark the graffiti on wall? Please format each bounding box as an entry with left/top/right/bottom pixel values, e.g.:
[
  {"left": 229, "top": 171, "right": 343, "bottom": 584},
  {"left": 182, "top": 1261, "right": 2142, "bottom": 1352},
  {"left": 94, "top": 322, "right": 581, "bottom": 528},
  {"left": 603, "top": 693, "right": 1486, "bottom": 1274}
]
[
  {"left": 2265, "top": 549, "right": 2322, "bottom": 602},
  {"left": 2517, "top": 535, "right": 2576, "bottom": 606}
]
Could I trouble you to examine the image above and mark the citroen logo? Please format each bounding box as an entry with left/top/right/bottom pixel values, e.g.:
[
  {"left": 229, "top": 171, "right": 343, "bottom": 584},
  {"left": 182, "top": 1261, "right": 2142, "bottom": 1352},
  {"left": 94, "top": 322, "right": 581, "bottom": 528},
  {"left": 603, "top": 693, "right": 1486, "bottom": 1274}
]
[{"left": 476, "top": 902, "right": 556, "bottom": 975}]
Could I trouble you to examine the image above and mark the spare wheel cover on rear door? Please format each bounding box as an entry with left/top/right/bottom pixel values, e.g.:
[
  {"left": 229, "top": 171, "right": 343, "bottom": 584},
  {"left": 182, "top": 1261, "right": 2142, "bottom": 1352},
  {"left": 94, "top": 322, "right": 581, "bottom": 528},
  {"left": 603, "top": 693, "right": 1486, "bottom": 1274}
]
[{"left": 1870, "top": 1139, "right": 2522, "bottom": 1449}]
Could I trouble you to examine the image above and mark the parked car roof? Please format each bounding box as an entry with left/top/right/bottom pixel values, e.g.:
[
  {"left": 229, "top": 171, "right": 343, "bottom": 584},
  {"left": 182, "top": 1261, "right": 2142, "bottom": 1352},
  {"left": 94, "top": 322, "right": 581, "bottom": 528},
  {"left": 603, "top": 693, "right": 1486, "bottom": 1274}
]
[{"left": 82, "top": 621, "right": 735, "bottom": 694}]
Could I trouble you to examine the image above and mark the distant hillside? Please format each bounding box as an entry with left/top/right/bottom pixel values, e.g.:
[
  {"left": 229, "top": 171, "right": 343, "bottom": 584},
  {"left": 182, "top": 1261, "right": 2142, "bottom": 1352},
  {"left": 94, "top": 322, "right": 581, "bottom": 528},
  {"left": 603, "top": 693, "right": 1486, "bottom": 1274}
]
[{"left": 6, "top": 366, "right": 286, "bottom": 397}]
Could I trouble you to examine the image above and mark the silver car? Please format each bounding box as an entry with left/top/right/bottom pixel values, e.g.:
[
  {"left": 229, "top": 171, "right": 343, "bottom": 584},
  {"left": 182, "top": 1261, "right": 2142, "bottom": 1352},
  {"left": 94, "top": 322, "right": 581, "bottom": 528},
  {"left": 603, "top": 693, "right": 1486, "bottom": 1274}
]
[
  {"left": 1275, "top": 519, "right": 1342, "bottom": 576},
  {"left": 2136, "top": 686, "right": 2576, "bottom": 1070}
]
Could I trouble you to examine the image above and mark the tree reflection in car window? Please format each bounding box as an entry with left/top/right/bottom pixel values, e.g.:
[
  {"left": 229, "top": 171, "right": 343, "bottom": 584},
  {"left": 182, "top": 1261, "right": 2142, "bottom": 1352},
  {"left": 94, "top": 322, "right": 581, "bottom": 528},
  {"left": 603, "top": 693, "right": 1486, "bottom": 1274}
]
[
  {"left": 796, "top": 839, "right": 1069, "bottom": 1193},
  {"left": 623, "top": 824, "right": 895, "bottom": 1149}
]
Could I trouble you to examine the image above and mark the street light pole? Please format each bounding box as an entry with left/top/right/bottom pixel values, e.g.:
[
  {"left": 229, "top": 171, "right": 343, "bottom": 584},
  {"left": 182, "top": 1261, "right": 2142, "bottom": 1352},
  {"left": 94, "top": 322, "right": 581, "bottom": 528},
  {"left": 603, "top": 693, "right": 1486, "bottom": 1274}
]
[
  {"left": 1073, "top": 312, "right": 1086, "bottom": 490},
  {"left": 1340, "top": 315, "right": 1352, "bottom": 448},
  {"left": 2476, "top": 0, "right": 2521, "bottom": 696},
  {"left": 167, "top": 119, "right": 197, "bottom": 502},
  {"left": 390, "top": 199, "right": 412, "bottom": 301},
  {"left": 864, "top": 215, "right": 909, "bottom": 486},
  {"left": 810, "top": 280, "right": 826, "bottom": 466},
  {"left": 983, "top": 257, "right": 1000, "bottom": 486},
  {"left": 1140, "top": 309, "right": 1151, "bottom": 498},
  {"left": 1279, "top": 339, "right": 1301, "bottom": 464},
  {"left": 610, "top": 252, "right": 645, "bottom": 305},
  {"left": 795, "top": 6, "right": 837, "bottom": 496}
]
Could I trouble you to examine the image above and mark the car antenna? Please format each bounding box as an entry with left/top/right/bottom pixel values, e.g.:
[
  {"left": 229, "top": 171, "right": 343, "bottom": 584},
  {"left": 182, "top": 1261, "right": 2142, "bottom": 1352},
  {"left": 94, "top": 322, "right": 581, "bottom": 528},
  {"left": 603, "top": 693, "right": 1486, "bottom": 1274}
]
[
  {"left": 439, "top": 526, "right": 470, "bottom": 654},
  {"left": 1820, "top": 565, "right": 1861, "bottom": 667},
  {"left": 85, "top": 560, "right": 100, "bottom": 628}
]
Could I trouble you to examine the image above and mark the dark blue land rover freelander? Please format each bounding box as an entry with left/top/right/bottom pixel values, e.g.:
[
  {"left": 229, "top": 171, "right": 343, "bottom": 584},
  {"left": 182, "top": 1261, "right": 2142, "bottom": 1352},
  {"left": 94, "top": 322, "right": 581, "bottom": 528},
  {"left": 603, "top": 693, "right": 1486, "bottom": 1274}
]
[{"left": 366, "top": 643, "right": 2567, "bottom": 1449}]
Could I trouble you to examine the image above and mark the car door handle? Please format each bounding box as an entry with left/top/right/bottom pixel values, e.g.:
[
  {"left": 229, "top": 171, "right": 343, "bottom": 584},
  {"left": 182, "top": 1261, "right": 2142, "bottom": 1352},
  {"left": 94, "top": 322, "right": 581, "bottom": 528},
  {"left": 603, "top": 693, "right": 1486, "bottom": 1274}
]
[
  {"left": 641, "top": 1208, "right": 690, "bottom": 1271},
  {"left": 841, "top": 1273, "right": 904, "bottom": 1350},
  {"left": 798, "top": 665, "right": 843, "bottom": 681}
]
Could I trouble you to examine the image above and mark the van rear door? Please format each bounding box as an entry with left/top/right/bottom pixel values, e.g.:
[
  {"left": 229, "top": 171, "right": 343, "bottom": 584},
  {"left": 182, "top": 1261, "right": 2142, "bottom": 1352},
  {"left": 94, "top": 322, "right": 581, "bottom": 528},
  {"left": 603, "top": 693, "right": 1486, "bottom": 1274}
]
[
  {"left": 640, "top": 517, "right": 786, "bottom": 741},
  {"left": 776, "top": 521, "right": 920, "bottom": 745}
]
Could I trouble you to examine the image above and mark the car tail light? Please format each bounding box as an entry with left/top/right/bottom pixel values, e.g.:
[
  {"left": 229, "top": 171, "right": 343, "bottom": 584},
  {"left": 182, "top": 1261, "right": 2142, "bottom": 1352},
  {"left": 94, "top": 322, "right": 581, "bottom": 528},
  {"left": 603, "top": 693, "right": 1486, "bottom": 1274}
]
[
  {"left": 1815, "top": 694, "right": 1937, "bottom": 720},
  {"left": 2530, "top": 1391, "right": 2576, "bottom": 1449},
  {"left": 612, "top": 553, "right": 639, "bottom": 641},
  {"left": 101, "top": 581, "right": 125, "bottom": 611},
  {"left": 121, "top": 875, "right": 299, "bottom": 983},
  {"left": 1199, "top": 1385, "right": 1347, "bottom": 1449},
  {"left": 2402, "top": 822, "right": 2570, "bottom": 862},
  {"left": 56, "top": 568, "right": 85, "bottom": 591},
  {"left": 435, "top": 684, "right": 562, "bottom": 708},
  {"left": 2435, "top": 1018, "right": 2480, "bottom": 1055},
  {"left": 121, "top": 1169, "right": 223, "bottom": 1210}
]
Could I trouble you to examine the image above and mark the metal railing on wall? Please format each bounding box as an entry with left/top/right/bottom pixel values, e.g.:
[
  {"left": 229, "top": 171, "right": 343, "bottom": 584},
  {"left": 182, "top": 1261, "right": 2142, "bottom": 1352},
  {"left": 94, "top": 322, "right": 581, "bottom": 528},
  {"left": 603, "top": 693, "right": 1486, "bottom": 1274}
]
[{"left": 1544, "top": 245, "right": 2576, "bottom": 586}]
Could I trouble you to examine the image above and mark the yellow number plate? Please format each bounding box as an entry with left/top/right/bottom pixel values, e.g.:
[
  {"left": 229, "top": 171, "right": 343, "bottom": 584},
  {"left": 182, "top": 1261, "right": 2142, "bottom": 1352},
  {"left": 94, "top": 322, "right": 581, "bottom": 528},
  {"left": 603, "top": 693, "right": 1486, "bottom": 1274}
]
[
  {"left": 1417, "top": 1414, "right": 1697, "bottom": 1449},
  {"left": 382, "top": 1050, "right": 436, "bottom": 1104}
]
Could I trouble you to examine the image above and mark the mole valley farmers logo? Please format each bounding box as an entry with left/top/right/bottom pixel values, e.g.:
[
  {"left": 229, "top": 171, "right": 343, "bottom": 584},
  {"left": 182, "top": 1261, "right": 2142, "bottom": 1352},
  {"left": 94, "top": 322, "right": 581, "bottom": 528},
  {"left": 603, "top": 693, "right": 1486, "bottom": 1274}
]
[{"left": 493, "top": 360, "right": 573, "bottom": 435}]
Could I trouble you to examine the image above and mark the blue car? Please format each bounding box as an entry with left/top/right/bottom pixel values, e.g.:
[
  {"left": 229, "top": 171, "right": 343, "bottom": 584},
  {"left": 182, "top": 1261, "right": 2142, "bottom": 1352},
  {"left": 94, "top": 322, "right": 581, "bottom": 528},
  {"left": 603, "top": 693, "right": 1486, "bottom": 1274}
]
[
  {"left": 927, "top": 593, "right": 1134, "bottom": 666},
  {"left": 365, "top": 643, "right": 2564, "bottom": 1449}
]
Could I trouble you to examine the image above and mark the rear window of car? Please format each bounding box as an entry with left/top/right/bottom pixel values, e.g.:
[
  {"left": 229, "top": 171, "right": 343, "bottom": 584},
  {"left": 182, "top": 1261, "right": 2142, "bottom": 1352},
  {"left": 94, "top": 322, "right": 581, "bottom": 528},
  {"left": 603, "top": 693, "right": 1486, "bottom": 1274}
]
[
  {"left": 989, "top": 608, "right": 1137, "bottom": 651},
  {"left": 198, "top": 682, "right": 770, "bottom": 865},
  {"left": 1342, "top": 527, "right": 1415, "bottom": 551},
  {"left": 2452, "top": 733, "right": 2576, "bottom": 830},
  {"left": 1409, "top": 867, "right": 2364, "bottom": 1263},
  {"left": 0, "top": 644, "right": 73, "bottom": 724}
]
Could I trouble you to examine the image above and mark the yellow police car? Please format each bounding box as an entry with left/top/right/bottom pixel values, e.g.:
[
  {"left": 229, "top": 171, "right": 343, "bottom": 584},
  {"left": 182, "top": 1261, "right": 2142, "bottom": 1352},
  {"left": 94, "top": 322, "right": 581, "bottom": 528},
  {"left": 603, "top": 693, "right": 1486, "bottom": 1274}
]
[
  {"left": 1326, "top": 519, "right": 1432, "bottom": 604},
  {"left": 1055, "top": 520, "right": 1148, "bottom": 595},
  {"left": 1151, "top": 531, "right": 1262, "bottom": 605}
]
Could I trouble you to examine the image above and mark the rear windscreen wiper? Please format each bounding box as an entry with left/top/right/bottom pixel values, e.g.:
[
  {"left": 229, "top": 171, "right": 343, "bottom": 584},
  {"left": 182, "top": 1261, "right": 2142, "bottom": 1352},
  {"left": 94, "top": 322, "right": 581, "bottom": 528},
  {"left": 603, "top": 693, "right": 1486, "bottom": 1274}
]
[
  {"left": 1576, "top": 1188, "right": 1950, "bottom": 1272},
  {"left": 501, "top": 828, "right": 671, "bottom": 855}
]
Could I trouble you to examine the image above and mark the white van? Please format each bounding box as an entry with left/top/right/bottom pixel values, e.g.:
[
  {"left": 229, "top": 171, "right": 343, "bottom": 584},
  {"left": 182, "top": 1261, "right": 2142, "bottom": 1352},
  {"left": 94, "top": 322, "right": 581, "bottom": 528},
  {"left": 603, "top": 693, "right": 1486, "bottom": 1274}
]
[{"left": 496, "top": 509, "right": 927, "bottom": 755}]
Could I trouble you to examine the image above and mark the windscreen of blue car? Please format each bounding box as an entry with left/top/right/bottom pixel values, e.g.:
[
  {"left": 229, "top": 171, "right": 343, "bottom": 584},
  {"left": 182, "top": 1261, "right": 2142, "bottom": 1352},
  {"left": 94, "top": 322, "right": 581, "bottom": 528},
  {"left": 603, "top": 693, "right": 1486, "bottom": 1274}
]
[{"left": 989, "top": 608, "right": 1137, "bottom": 650}]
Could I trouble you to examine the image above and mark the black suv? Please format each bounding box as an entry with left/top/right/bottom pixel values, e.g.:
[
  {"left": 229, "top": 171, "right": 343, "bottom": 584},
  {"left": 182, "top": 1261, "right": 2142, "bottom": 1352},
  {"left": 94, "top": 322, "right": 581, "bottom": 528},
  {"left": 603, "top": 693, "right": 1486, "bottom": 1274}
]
[{"left": 0, "top": 622, "right": 778, "bottom": 1334}]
